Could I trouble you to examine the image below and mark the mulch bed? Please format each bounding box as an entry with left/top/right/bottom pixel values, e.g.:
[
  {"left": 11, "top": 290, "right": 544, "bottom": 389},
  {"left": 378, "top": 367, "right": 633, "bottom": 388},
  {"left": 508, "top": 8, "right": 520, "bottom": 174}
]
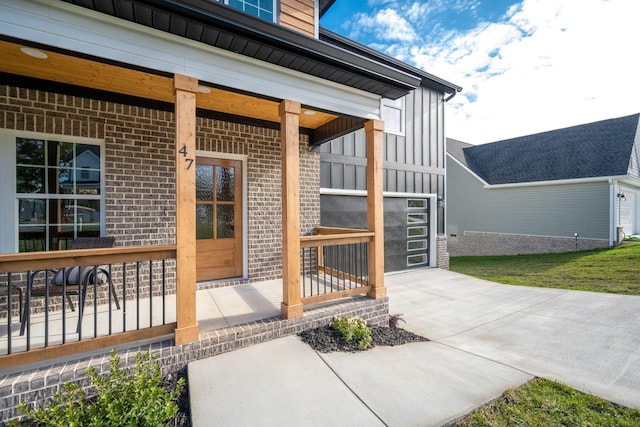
[{"left": 298, "top": 324, "right": 429, "bottom": 353}]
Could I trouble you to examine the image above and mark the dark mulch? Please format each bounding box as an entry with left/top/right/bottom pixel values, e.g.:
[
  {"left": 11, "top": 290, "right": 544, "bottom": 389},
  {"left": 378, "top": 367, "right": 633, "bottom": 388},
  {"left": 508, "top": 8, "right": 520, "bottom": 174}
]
[
  {"left": 298, "top": 325, "right": 429, "bottom": 353},
  {"left": 165, "top": 366, "right": 191, "bottom": 427}
]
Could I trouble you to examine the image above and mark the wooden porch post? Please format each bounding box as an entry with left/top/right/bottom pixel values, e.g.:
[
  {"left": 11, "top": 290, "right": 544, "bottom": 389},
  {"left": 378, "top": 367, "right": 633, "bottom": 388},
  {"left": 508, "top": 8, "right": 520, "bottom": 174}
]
[
  {"left": 365, "top": 119, "right": 386, "bottom": 298},
  {"left": 173, "top": 74, "right": 200, "bottom": 344},
  {"left": 280, "top": 99, "right": 304, "bottom": 319}
]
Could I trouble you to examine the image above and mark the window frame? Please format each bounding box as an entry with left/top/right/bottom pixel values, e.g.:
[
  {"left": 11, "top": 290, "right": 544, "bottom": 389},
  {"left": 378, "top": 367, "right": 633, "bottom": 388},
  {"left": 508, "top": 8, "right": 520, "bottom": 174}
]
[
  {"left": 381, "top": 96, "right": 405, "bottom": 136},
  {"left": 0, "top": 130, "right": 105, "bottom": 253},
  {"left": 215, "top": 0, "right": 278, "bottom": 23}
]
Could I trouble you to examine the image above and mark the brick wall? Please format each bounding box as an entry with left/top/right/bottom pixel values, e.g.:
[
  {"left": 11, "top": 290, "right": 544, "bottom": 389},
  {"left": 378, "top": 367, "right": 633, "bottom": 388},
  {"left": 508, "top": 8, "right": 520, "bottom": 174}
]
[
  {"left": 436, "top": 235, "right": 449, "bottom": 269},
  {"left": 0, "top": 85, "right": 177, "bottom": 248},
  {"left": 448, "top": 231, "right": 610, "bottom": 256},
  {"left": 1, "top": 85, "right": 321, "bottom": 285}
]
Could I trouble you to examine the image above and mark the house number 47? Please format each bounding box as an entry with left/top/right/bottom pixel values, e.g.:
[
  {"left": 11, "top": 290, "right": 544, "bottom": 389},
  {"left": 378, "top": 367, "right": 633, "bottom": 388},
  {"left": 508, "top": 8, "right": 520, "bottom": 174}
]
[{"left": 179, "top": 145, "right": 194, "bottom": 170}]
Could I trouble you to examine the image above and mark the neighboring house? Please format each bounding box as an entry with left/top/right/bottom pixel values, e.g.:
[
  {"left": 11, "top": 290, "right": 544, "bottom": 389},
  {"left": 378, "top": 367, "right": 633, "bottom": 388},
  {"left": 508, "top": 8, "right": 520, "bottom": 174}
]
[
  {"left": 446, "top": 113, "right": 640, "bottom": 256},
  {"left": 0, "top": 0, "right": 456, "bottom": 420},
  {"left": 318, "top": 29, "right": 461, "bottom": 271}
]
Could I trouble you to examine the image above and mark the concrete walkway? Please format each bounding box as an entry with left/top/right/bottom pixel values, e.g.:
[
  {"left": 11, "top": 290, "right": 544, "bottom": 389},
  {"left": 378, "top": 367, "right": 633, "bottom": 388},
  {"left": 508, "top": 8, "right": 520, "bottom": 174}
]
[{"left": 189, "top": 268, "right": 640, "bottom": 426}]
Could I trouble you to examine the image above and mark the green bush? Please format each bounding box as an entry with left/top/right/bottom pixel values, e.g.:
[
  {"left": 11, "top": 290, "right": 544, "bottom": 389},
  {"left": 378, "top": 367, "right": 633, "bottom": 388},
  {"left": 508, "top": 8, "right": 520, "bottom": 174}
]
[
  {"left": 330, "top": 316, "right": 372, "bottom": 350},
  {"left": 14, "top": 349, "right": 184, "bottom": 427}
]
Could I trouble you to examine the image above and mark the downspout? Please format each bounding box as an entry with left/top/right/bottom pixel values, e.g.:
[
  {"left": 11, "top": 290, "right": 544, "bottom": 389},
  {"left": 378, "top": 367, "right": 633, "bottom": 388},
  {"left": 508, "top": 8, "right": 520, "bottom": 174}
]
[
  {"left": 609, "top": 179, "right": 617, "bottom": 246},
  {"left": 444, "top": 90, "right": 458, "bottom": 102}
]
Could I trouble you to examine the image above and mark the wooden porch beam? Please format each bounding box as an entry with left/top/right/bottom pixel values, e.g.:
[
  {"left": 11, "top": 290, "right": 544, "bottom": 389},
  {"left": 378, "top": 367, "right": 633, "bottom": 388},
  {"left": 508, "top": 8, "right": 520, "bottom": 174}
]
[
  {"left": 365, "top": 119, "right": 387, "bottom": 299},
  {"left": 280, "top": 99, "right": 304, "bottom": 319},
  {"left": 173, "top": 74, "right": 200, "bottom": 344}
]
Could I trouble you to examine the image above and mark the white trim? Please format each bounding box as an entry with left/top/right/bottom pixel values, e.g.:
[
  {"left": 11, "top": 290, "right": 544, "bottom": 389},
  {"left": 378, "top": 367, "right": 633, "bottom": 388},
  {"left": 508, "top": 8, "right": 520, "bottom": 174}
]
[
  {"left": 381, "top": 96, "right": 405, "bottom": 136},
  {"left": 1, "top": 0, "right": 382, "bottom": 120},
  {"left": 320, "top": 188, "right": 437, "bottom": 199},
  {"left": 314, "top": 0, "right": 319, "bottom": 39},
  {"left": 485, "top": 175, "right": 629, "bottom": 189},
  {"left": 446, "top": 152, "right": 489, "bottom": 186},
  {"left": 1, "top": 129, "right": 105, "bottom": 253},
  {"left": 196, "top": 150, "right": 249, "bottom": 279}
]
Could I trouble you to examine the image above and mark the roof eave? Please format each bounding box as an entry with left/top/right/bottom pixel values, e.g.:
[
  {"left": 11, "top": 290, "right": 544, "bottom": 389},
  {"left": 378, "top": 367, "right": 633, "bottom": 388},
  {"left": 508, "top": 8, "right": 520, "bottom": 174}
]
[
  {"left": 320, "top": 27, "right": 462, "bottom": 95},
  {"left": 61, "top": 0, "right": 421, "bottom": 99}
]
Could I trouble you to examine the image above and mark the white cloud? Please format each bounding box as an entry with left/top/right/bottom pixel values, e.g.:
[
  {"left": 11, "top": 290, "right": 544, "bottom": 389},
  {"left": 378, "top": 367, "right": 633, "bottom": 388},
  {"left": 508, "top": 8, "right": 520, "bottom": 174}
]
[
  {"left": 422, "top": 0, "right": 640, "bottom": 144},
  {"left": 353, "top": 8, "right": 417, "bottom": 42}
]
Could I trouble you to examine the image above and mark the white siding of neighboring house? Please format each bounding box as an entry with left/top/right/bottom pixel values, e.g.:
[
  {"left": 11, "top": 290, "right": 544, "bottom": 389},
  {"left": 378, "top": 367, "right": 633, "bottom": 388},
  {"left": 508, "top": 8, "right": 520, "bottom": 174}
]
[{"left": 446, "top": 156, "right": 611, "bottom": 240}]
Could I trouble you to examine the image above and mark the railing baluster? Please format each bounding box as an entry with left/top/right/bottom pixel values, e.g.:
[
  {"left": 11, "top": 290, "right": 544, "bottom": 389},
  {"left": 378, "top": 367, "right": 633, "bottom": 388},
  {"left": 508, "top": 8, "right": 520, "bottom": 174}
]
[
  {"left": 44, "top": 270, "right": 50, "bottom": 347},
  {"left": 162, "top": 260, "right": 166, "bottom": 325},
  {"left": 136, "top": 262, "right": 141, "bottom": 330},
  {"left": 7, "top": 273, "right": 12, "bottom": 355},
  {"left": 108, "top": 264, "right": 112, "bottom": 336},
  {"left": 94, "top": 265, "right": 99, "bottom": 338},
  {"left": 123, "top": 263, "right": 128, "bottom": 332},
  {"left": 149, "top": 260, "right": 153, "bottom": 328}
]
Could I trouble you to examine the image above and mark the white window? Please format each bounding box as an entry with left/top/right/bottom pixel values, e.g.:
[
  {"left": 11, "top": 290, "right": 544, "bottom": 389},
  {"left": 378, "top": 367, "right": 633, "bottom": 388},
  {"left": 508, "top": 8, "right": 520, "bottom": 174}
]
[
  {"left": 381, "top": 97, "right": 404, "bottom": 135},
  {"left": 0, "top": 132, "right": 104, "bottom": 253},
  {"left": 215, "top": 0, "right": 276, "bottom": 22},
  {"left": 407, "top": 253, "right": 428, "bottom": 266}
]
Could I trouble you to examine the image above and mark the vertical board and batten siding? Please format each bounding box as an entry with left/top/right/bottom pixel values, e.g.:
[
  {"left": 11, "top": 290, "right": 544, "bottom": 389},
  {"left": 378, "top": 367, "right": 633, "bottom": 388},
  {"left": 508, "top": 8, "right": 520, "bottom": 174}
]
[
  {"left": 447, "top": 158, "right": 611, "bottom": 239},
  {"left": 320, "top": 86, "right": 446, "bottom": 233},
  {"left": 280, "top": 0, "right": 315, "bottom": 37}
]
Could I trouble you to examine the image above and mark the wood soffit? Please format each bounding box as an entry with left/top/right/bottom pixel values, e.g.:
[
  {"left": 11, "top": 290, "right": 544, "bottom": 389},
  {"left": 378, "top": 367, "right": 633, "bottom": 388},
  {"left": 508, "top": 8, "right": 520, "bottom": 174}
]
[{"left": 0, "top": 39, "right": 337, "bottom": 129}]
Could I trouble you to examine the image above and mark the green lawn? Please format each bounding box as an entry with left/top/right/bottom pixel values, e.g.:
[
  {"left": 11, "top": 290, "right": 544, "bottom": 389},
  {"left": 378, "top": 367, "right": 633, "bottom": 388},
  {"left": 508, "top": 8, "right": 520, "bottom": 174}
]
[
  {"left": 449, "top": 242, "right": 640, "bottom": 295},
  {"left": 454, "top": 378, "right": 640, "bottom": 427}
]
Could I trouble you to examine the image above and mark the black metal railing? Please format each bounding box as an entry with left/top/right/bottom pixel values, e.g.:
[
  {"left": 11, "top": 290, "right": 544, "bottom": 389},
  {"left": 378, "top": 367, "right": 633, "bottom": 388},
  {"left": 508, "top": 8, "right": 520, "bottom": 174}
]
[{"left": 0, "top": 246, "right": 177, "bottom": 359}]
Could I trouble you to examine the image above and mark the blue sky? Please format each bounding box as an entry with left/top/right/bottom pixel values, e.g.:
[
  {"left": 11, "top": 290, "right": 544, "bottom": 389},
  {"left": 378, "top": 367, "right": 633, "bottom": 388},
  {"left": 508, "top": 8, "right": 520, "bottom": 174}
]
[{"left": 321, "top": 0, "right": 640, "bottom": 144}]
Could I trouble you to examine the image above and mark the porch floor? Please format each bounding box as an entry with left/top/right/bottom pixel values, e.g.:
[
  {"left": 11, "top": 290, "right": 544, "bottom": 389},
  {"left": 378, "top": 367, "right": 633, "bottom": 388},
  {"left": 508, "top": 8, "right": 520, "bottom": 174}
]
[{"left": 2, "top": 278, "right": 364, "bottom": 355}]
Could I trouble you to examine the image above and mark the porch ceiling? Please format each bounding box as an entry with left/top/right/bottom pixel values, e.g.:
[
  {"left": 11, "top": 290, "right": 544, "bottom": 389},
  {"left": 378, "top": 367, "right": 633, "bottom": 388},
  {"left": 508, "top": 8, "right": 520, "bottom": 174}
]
[{"left": 0, "top": 39, "right": 337, "bottom": 129}]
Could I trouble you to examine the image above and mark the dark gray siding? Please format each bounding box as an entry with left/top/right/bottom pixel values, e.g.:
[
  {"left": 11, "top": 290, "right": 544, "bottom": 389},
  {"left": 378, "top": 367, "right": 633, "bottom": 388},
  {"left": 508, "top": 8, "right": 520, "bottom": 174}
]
[{"left": 320, "top": 86, "right": 446, "bottom": 233}]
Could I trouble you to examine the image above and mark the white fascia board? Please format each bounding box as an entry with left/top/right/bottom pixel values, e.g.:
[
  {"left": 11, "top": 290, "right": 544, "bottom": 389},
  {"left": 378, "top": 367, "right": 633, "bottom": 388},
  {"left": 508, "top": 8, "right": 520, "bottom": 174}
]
[
  {"left": 1, "top": 0, "right": 381, "bottom": 119},
  {"left": 446, "top": 152, "right": 489, "bottom": 186},
  {"left": 484, "top": 175, "right": 629, "bottom": 190}
]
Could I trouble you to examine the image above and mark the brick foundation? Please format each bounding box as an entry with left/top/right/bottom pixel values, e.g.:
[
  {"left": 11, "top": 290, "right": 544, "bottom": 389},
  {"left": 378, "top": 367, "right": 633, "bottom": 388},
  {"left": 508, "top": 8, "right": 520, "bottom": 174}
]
[{"left": 448, "top": 231, "right": 610, "bottom": 256}]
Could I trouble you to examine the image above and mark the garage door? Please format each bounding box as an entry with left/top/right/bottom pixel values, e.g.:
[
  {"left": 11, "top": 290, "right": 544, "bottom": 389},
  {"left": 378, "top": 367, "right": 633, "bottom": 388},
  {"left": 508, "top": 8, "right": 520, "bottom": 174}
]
[{"left": 320, "top": 194, "right": 431, "bottom": 272}]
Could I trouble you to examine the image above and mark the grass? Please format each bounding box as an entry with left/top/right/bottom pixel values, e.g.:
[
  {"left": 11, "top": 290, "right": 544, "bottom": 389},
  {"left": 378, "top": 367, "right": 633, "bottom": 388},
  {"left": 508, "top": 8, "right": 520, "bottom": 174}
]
[
  {"left": 454, "top": 378, "right": 640, "bottom": 427},
  {"left": 450, "top": 241, "right": 640, "bottom": 295}
]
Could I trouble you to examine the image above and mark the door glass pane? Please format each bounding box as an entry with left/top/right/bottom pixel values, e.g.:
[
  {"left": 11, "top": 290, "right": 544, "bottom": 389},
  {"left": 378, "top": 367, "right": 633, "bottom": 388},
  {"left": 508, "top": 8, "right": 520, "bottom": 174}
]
[
  {"left": 216, "top": 166, "right": 235, "bottom": 202},
  {"left": 216, "top": 205, "right": 234, "bottom": 238},
  {"left": 196, "top": 204, "right": 213, "bottom": 239},
  {"left": 196, "top": 165, "right": 213, "bottom": 202}
]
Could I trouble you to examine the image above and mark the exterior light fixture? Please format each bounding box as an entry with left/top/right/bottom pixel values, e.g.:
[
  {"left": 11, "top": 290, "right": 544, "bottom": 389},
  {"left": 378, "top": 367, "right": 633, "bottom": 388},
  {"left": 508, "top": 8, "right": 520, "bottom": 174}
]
[
  {"left": 20, "top": 47, "right": 48, "bottom": 59},
  {"left": 197, "top": 85, "right": 211, "bottom": 94}
]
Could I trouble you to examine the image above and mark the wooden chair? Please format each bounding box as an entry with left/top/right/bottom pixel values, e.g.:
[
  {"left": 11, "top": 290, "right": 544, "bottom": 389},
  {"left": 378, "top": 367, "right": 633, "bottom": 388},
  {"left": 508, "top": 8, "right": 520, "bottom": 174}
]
[{"left": 20, "top": 237, "right": 120, "bottom": 335}]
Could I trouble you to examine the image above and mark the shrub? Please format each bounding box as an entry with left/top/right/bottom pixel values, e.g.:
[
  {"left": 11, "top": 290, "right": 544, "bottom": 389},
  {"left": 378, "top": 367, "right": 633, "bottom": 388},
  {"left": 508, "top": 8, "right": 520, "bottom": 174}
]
[
  {"left": 388, "top": 313, "right": 406, "bottom": 329},
  {"left": 330, "top": 316, "right": 372, "bottom": 350},
  {"left": 14, "top": 349, "right": 184, "bottom": 427}
]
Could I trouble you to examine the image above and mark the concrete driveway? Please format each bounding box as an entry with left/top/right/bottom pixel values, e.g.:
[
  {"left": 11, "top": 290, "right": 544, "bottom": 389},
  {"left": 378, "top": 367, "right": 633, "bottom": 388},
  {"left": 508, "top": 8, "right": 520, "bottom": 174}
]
[
  {"left": 189, "top": 268, "right": 640, "bottom": 426},
  {"left": 386, "top": 268, "right": 640, "bottom": 409}
]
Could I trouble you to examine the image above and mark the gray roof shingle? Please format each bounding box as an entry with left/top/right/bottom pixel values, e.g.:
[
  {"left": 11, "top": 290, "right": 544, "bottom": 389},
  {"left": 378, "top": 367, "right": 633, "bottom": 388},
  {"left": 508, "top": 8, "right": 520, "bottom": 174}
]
[{"left": 449, "top": 114, "right": 640, "bottom": 185}]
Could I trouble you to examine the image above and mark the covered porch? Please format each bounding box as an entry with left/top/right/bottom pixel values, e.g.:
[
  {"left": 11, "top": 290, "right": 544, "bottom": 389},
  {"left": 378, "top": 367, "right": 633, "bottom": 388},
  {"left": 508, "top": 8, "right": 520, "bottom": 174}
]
[{"left": 0, "top": 0, "right": 424, "bottom": 371}]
